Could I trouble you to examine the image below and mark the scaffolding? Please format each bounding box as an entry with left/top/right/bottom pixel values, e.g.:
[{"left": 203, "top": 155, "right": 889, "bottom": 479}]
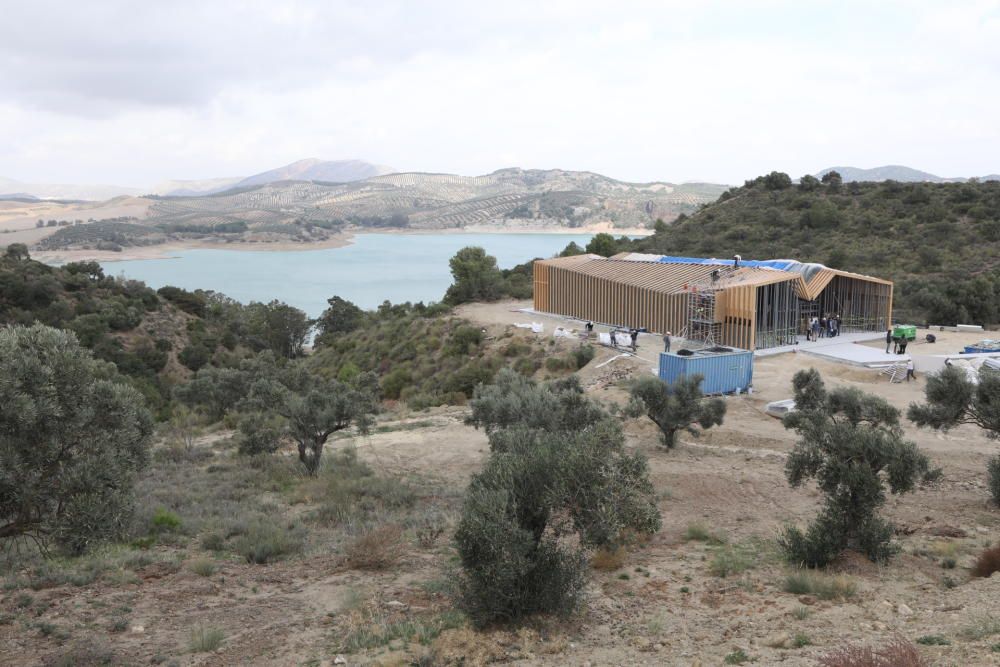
[{"left": 681, "top": 286, "right": 720, "bottom": 348}]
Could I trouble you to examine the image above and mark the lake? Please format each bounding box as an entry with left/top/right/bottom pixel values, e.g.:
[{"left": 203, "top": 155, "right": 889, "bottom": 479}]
[{"left": 101, "top": 232, "right": 594, "bottom": 316}]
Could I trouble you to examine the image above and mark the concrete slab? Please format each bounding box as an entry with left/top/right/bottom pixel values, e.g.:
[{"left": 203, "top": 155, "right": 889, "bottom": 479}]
[
  {"left": 754, "top": 332, "right": 886, "bottom": 358},
  {"left": 801, "top": 343, "right": 909, "bottom": 367}
]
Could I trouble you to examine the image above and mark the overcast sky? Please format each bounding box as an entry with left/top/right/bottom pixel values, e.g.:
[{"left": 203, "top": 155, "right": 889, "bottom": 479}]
[{"left": 1, "top": 0, "right": 998, "bottom": 186}]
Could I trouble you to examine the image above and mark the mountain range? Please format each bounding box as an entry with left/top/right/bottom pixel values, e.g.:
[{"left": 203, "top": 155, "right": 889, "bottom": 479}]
[
  {"left": 0, "top": 159, "right": 397, "bottom": 200},
  {"left": 815, "top": 165, "right": 1000, "bottom": 183}
]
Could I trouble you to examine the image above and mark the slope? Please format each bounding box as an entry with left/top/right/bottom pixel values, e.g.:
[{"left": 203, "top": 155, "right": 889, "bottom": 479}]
[
  {"left": 233, "top": 158, "right": 395, "bottom": 188},
  {"left": 630, "top": 175, "right": 1000, "bottom": 325}
]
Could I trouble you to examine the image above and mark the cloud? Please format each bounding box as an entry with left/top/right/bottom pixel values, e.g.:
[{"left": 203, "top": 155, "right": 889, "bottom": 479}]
[{"left": 0, "top": 0, "right": 998, "bottom": 184}]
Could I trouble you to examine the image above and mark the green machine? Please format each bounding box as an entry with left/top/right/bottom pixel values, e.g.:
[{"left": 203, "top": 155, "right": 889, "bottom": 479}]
[{"left": 892, "top": 324, "right": 917, "bottom": 341}]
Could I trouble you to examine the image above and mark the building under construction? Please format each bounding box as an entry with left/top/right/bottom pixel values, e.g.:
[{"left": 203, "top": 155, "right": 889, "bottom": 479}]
[{"left": 532, "top": 253, "right": 893, "bottom": 351}]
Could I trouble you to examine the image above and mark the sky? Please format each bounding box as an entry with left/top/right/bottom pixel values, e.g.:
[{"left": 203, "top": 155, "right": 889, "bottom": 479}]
[{"left": 1, "top": 0, "right": 999, "bottom": 187}]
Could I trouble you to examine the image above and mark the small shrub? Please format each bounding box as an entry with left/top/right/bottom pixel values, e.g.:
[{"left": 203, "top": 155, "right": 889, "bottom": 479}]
[
  {"left": 344, "top": 524, "right": 404, "bottom": 570},
  {"left": 684, "top": 522, "right": 724, "bottom": 544},
  {"left": 959, "top": 614, "right": 1000, "bottom": 640},
  {"left": 45, "top": 641, "right": 117, "bottom": 667},
  {"left": 109, "top": 615, "right": 129, "bottom": 633},
  {"left": 591, "top": 546, "right": 627, "bottom": 571},
  {"left": 941, "top": 557, "right": 957, "bottom": 569},
  {"left": 189, "top": 626, "right": 225, "bottom": 653},
  {"left": 817, "top": 636, "right": 927, "bottom": 667},
  {"left": 412, "top": 513, "right": 447, "bottom": 549},
  {"left": 150, "top": 508, "right": 182, "bottom": 534},
  {"left": 513, "top": 357, "right": 539, "bottom": 376},
  {"left": 916, "top": 634, "right": 950, "bottom": 645},
  {"left": 724, "top": 649, "right": 752, "bottom": 664},
  {"left": 791, "top": 606, "right": 811, "bottom": 620},
  {"left": 571, "top": 345, "right": 596, "bottom": 369},
  {"left": 989, "top": 455, "right": 1000, "bottom": 506},
  {"left": 200, "top": 532, "right": 225, "bottom": 551},
  {"left": 792, "top": 632, "right": 812, "bottom": 648},
  {"left": 972, "top": 544, "right": 1000, "bottom": 578},
  {"left": 232, "top": 519, "right": 304, "bottom": 564},
  {"left": 237, "top": 412, "right": 283, "bottom": 456},
  {"left": 710, "top": 544, "right": 756, "bottom": 578},
  {"left": 783, "top": 570, "right": 857, "bottom": 600},
  {"left": 544, "top": 356, "right": 566, "bottom": 372},
  {"left": 189, "top": 559, "right": 216, "bottom": 577}
]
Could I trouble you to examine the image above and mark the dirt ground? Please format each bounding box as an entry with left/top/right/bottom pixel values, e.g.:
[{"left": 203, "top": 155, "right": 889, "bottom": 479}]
[{"left": 3, "top": 300, "right": 1000, "bottom": 666}]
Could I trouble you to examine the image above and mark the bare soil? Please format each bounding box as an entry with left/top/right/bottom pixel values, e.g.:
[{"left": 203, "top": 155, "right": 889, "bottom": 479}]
[{"left": 3, "top": 300, "right": 999, "bottom": 666}]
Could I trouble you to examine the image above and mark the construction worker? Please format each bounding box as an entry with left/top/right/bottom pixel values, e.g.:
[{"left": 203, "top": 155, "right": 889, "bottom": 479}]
[
  {"left": 610, "top": 329, "right": 618, "bottom": 348},
  {"left": 885, "top": 329, "right": 893, "bottom": 354},
  {"left": 905, "top": 358, "right": 916, "bottom": 382},
  {"left": 663, "top": 331, "right": 672, "bottom": 353},
  {"left": 630, "top": 329, "right": 638, "bottom": 352}
]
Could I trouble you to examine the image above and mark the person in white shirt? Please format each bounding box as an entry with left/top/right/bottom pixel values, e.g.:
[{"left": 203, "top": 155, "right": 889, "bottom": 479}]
[{"left": 905, "top": 359, "right": 916, "bottom": 382}]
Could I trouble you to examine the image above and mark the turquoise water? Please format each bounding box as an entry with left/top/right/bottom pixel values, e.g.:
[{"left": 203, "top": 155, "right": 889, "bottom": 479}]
[{"left": 101, "top": 233, "right": 593, "bottom": 316}]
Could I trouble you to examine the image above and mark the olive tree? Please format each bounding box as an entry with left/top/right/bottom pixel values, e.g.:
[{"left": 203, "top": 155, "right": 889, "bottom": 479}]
[
  {"left": 443, "top": 246, "right": 504, "bottom": 305},
  {"left": 909, "top": 365, "right": 1000, "bottom": 503},
  {"left": 456, "top": 375, "right": 660, "bottom": 625},
  {"left": 780, "top": 369, "right": 929, "bottom": 566},
  {"left": 244, "top": 365, "right": 378, "bottom": 474},
  {"left": 0, "top": 325, "right": 152, "bottom": 554},
  {"left": 467, "top": 368, "right": 607, "bottom": 438},
  {"left": 627, "top": 374, "right": 726, "bottom": 448}
]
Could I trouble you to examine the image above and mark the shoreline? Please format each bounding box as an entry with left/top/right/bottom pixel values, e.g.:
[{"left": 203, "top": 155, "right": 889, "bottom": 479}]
[{"left": 33, "top": 225, "right": 649, "bottom": 263}]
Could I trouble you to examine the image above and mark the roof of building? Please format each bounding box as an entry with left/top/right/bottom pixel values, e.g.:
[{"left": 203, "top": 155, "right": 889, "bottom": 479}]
[{"left": 536, "top": 253, "right": 891, "bottom": 300}]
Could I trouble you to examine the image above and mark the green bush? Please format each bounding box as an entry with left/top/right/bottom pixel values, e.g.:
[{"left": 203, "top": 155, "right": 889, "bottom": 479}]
[
  {"left": 150, "top": 508, "right": 182, "bottom": 533},
  {"left": 232, "top": 519, "right": 305, "bottom": 564},
  {"left": 0, "top": 325, "right": 152, "bottom": 555},
  {"left": 627, "top": 374, "right": 726, "bottom": 449},
  {"left": 990, "top": 455, "right": 1000, "bottom": 507},
  {"left": 456, "top": 373, "right": 660, "bottom": 626},
  {"left": 780, "top": 369, "right": 928, "bottom": 566},
  {"left": 236, "top": 412, "right": 283, "bottom": 456},
  {"left": 178, "top": 344, "right": 211, "bottom": 371},
  {"left": 544, "top": 356, "right": 566, "bottom": 372},
  {"left": 445, "top": 325, "right": 483, "bottom": 356},
  {"left": 570, "top": 345, "right": 596, "bottom": 369}
]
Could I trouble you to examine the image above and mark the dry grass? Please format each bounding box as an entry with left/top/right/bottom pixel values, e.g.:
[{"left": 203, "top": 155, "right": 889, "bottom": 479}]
[
  {"left": 591, "top": 546, "right": 627, "bottom": 571},
  {"left": 817, "top": 635, "right": 927, "bottom": 667},
  {"left": 189, "top": 626, "right": 225, "bottom": 653},
  {"left": 783, "top": 570, "right": 857, "bottom": 600},
  {"left": 972, "top": 545, "right": 1000, "bottom": 578},
  {"left": 344, "top": 524, "right": 405, "bottom": 570}
]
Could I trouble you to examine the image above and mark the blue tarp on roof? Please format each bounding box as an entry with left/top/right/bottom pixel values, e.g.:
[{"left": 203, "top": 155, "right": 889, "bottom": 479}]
[{"left": 654, "top": 256, "right": 800, "bottom": 271}]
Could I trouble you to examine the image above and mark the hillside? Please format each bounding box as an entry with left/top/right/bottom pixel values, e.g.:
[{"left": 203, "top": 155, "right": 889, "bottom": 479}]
[
  {"left": 816, "top": 165, "right": 1000, "bottom": 183},
  {"left": 30, "top": 168, "right": 726, "bottom": 251},
  {"left": 629, "top": 175, "right": 1000, "bottom": 324},
  {"left": 232, "top": 158, "right": 395, "bottom": 189}
]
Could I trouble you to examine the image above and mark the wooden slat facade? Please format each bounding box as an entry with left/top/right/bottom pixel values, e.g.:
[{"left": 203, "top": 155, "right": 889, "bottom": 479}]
[{"left": 532, "top": 255, "right": 893, "bottom": 350}]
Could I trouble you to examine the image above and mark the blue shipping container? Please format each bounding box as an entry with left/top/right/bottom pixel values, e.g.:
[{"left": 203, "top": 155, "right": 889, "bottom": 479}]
[{"left": 658, "top": 348, "right": 754, "bottom": 395}]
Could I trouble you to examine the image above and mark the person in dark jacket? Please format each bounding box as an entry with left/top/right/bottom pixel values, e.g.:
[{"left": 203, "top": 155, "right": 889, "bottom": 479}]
[
  {"left": 663, "top": 331, "right": 671, "bottom": 353},
  {"left": 885, "top": 329, "right": 893, "bottom": 354},
  {"left": 629, "top": 329, "right": 638, "bottom": 352}
]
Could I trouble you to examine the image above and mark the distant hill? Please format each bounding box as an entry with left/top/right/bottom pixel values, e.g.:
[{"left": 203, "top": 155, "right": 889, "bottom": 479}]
[
  {"left": 153, "top": 177, "right": 244, "bottom": 197},
  {"left": 137, "top": 168, "right": 727, "bottom": 236},
  {"left": 628, "top": 175, "right": 1000, "bottom": 325},
  {"left": 816, "top": 165, "right": 1000, "bottom": 183},
  {"left": 0, "top": 176, "right": 143, "bottom": 201},
  {"left": 233, "top": 158, "right": 395, "bottom": 189}
]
